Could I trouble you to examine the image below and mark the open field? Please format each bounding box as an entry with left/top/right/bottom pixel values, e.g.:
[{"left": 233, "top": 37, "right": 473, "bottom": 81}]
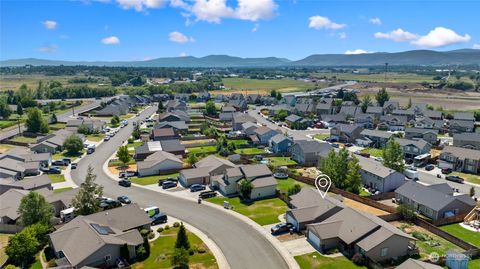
[
  {"left": 294, "top": 252, "right": 367, "bottom": 269},
  {"left": 313, "top": 72, "right": 438, "bottom": 83},
  {"left": 207, "top": 196, "right": 287, "bottom": 225},
  {"left": 210, "top": 78, "right": 327, "bottom": 95},
  {"left": 132, "top": 226, "right": 218, "bottom": 269},
  {"left": 0, "top": 74, "right": 109, "bottom": 91}
]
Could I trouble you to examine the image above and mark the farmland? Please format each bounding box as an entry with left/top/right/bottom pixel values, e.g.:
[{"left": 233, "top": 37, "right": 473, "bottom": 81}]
[
  {"left": 210, "top": 78, "right": 328, "bottom": 95},
  {"left": 0, "top": 74, "right": 110, "bottom": 91}
]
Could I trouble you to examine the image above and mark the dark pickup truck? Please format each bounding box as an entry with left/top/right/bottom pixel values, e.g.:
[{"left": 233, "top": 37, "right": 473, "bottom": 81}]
[{"left": 199, "top": 191, "right": 217, "bottom": 199}]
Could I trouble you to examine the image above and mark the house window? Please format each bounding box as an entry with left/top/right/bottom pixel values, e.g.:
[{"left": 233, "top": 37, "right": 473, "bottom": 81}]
[
  {"left": 105, "top": 255, "right": 111, "bottom": 261},
  {"left": 380, "top": 247, "right": 388, "bottom": 257}
]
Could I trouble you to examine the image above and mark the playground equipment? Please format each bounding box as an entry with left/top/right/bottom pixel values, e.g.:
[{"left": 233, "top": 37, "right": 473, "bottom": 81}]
[{"left": 464, "top": 207, "right": 480, "bottom": 230}]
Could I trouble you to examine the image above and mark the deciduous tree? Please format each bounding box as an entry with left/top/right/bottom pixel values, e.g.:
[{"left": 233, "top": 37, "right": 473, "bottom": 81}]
[
  {"left": 63, "top": 134, "right": 84, "bottom": 155},
  {"left": 375, "top": 88, "right": 390, "bottom": 107},
  {"left": 116, "top": 145, "right": 131, "bottom": 169},
  {"left": 382, "top": 138, "right": 405, "bottom": 172},
  {"left": 18, "top": 192, "right": 53, "bottom": 226},
  {"left": 25, "top": 107, "right": 49, "bottom": 133},
  {"left": 239, "top": 179, "right": 253, "bottom": 200}
]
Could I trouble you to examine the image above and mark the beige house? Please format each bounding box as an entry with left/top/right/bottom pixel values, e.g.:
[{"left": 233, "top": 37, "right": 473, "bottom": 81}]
[{"left": 136, "top": 151, "right": 183, "bottom": 177}]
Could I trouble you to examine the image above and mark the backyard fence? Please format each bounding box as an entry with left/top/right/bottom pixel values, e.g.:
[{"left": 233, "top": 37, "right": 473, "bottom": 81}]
[{"left": 0, "top": 224, "right": 23, "bottom": 233}]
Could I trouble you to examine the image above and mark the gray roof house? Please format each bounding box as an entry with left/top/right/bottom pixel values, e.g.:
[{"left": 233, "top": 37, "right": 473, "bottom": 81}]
[
  {"left": 366, "top": 106, "right": 383, "bottom": 117},
  {"left": 232, "top": 113, "right": 256, "bottom": 131},
  {"left": 157, "top": 110, "right": 190, "bottom": 122},
  {"left": 330, "top": 124, "right": 364, "bottom": 143},
  {"left": 136, "top": 151, "right": 183, "bottom": 177},
  {"left": 241, "top": 121, "right": 259, "bottom": 136},
  {"left": 359, "top": 129, "right": 393, "bottom": 148},
  {"left": 154, "top": 121, "right": 188, "bottom": 134},
  {"left": 439, "top": 146, "right": 480, "bottom": 174},
  {"left": 320, "top": 113, "right": 348, "bottom": 127},
  {"left": 378, "top": 115, "right": 407, "bottom": 131},
  {"left": 290, "top": 140, "right": 333, "bottom": 166},
  {"left": 453, "top": 112, "right": 475, "bottom": 121},
  {"left": 449, "top": 120, "right": 475, "bottom": 134},
  {"left": 358, "top": 156, "right": 406, "bottom": 193},
  {"left": 0, "top": 174, "right": 52, "bottom": 195},
  {"left": 67, "top": 118, "right": 106, "bottom": 133},
  {"left": 254, "top": 126, "right": 281, "bottom": 145},
  {"left": 354, "top": 113, "right": 376, "bottom": 129},
  {"left": 195, "top": 155, "right": 236, "bottom": 176},
  {"left": 49, "top": 204, "right": 150, "bottom": 268},
  {"left": 382, "top": 101, "right": 399, "bottom": 114},
  {"left": 395, "top": 181, "right": 476, "bottom": 221},
  {"left": 405, "top": 128, "right": 438, "bottom": 145},
  {"left": 306, "top": 207, "right": 415, "bottom": 262},
  {"left": 453, "top": 132, "right": 480, "bottom": 150},
  {"left": 394, "top": 138, "right": 431, "bottom": 160},
  {"left": 134, "top": 140, "right": 185, "bottom": 160},
  {"left": 179, "top": 167, "right": 211, "bottom": 187},
  {"left": 165, "top": 99, "right": 187, "bottom": 112}
]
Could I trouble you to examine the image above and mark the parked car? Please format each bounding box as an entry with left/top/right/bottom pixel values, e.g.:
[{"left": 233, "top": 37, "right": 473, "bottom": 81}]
[
  {"left": 104, "top": 136, "right": 110, "bottom": 142},
  {"left": 47, "top": 167, "right": 62, "bottom": 174},
  {"left": 100, "top": 199, "right": 122, "bottom": 209},
  {"left": 441, "top": 168, "right": 452, "bottom": 174},
  {"left": 446, "top": 175, "right": 464, "bottom": 183},
  {"left": 151, "top": 213, "right": 168, "bottom": 225},
  {"left": 373, "top": 157, "right": 383, "bottom": 162},
  {"left": 190, "top": 184, "right": 206, "bottom": 192},
  {"left": 119, "top": 179, "right": 132, "bottom": 187},
  {"left": 87, "top": 147, "right": 95, "bottom": 154},
  {"left": 425, "top": 164, "right": 435, "bottom": 171},
  {"left": 344, "top": 143, "right": 353, "bottom": 147},
  {"left": 52, "top": 160, "right": 66, "bottom": 166},
  {"left": 117, "top": 195, "right": 131, "bottom": 204},
  {"left": 71, "top": 163, "right": 77, "bottom": 169},
  {"left": 270, "top": 223, "right": 294, "bottom": 235},
  {"left": 199, "top": 191, "right": 217, "bottom": 199},
  {"left": 161, "top": 180, "right": 178, "bottom": 189},
  {"left": 62, "top": 158, "right": 72, "bottom": 165},
  {"left": 119, "top": 171, "right": 137, "bottom": 178}
]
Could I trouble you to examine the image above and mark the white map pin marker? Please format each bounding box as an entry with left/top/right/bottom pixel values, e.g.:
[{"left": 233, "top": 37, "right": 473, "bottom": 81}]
[{"left": 315, "top": 174, "right": 332, "bottom": 199}]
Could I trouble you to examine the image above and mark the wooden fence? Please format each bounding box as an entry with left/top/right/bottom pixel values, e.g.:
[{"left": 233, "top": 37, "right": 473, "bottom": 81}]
[
  {"left": 0, "top": 224, "right": 23, "bottom": 233},
  {"left": 432, "top": 213, "right": 468, "bottom": 226},
  {"left": 369, "top": 192, "right": 395, "bottom": 201}
]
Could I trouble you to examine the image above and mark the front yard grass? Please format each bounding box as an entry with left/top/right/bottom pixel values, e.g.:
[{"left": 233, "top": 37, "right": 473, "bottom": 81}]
[
  {"left": 132, "top": 226, "right": 218, "bottom": 269},
  {"left": 266, "top": 157, "right": 297, "bottom": 167},
  {"left": 47, "top": 174, "right": 66, "bottom": 183},
  {"left": 0, "top": 234, "right": 11, "bottom": 266},
  {"left": 207, "top": 196, "right": 288, "bottom": 225},
  {"left": 230, "top": 139, "right": 249, "bottom": 147},
  {"left": 313, "top": 133, "right": 330, "bottom": 140},
  {"left": 130, "top": 173, "right": 180, "bottom": 186},
  {"left": 469, "top": 258, "right": 480, "bottom": 269},
  {"left": 10, "top": 135, "right": 37, "bottom": 144},
  {"left": 451, "top": 172, "right": 480, "bottom": 185},
  {"left": 276, "top": 178, "right": 306, "bottom": 193},
  {"left": 49, "top": 122, "right": 67, "bottom": 130},
  {"left": 53, "top": 187, "right": 73, "bottom": 193},
  {"left": 361, "top": 147, "right": 383, "bottom": 158},
  {"left": 294, "top": 252, "right": 367, "bottom": 269},
  {"left": 440, "top": 223, "right": 480, "bottom": 247},
  {"left": 128, "top": 140, "right": 144, "bottom": 148},
  {"left": 52, "top": 150, "right": 84, "bottom": 161},
  {"left": 234, "top": 147, "right": 266, "bottom": 155},
  {"left": 187, "top": 145, "right": 217, "bottom": 154},
  {"left": 86, "top": 133, "right": 105, "bottom": 142}
]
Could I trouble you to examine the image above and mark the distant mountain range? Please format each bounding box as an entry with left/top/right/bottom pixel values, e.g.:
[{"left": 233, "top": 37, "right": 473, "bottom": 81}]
[{"left": 2, "top": 49, "right": 480, "bottom": 67}]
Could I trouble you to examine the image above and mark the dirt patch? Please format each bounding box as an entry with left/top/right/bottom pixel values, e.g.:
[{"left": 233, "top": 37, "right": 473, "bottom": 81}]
[
  {"left": 342, "top": 197, "right": 389, "bottom": 216},
  {"left": 296, "top": 167, "right": 321, "bottom": 178},
  {"left": 277, "top": 232, "right": 306, "bottom": 242},
  {"left": 108, "top": 164, "right": 137, "bottom": 175},
  {"left": 181, "top": 139, "right": 215, "bottom": 145}
]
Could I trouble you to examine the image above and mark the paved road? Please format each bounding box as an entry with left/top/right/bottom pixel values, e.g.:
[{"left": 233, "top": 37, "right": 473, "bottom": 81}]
[
  {"left": 0, "top": 99, "right": 103, "bottom": 141},
  {"left": 286, "top": 81, "right": 357, "bottom": 97},
  {"left": 417, "top": 169, "right": 480, "bottom": 196},
  {"left": 71, "top": 105, "right": 290, "bottom": 269}
]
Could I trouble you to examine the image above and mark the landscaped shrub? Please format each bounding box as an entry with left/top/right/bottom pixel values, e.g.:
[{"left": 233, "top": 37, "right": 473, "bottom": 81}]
[
  {"left": 140, "top": 229, "right": 151, "bottom": 238},
  {"left": 157, "top": 227, "right": 164, "bottom": 233},
  {"left": 128, "top": 138, "right": 134, "bottom": 144},
  {"left": 351, "top": 253, "right": 365, "bottom": 265},
  {"left": 173, "top": 222, "right": 180, "bottom": 228},
  {"left": 197, "top": 247, "right": 206, "bottom": 254},
  {"left": 164, "top": 225, "right": 170, "bottom": 230},
  {"left": 412, "top": 231, "right": 430, "bottom": 241},
  {"left": 148, "top": 233, "right": 155, "bottom": 239}
]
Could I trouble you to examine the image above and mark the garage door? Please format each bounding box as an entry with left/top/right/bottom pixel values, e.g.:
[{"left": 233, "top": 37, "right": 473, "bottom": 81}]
[
  {"left": 307, "top": 230, "right": 320, "bottom": 249},
  {"left": 286, "top": 214, "right": 298, "bottom": 231}
]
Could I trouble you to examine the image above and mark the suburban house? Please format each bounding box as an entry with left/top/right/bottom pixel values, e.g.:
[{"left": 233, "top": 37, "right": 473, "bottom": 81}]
[
  {"left": 330, "top": 124, "right": 364, "bottom": 143},
  {"left": 0, "top": 152, "right": 45, "bottom": 179},
  {"left": 365, "top": 106, "right": 383, "bottom": 118},
  {"left": 339, "top": 106, "right": 360, "bottom": 119},
  {"left": 358, "top": 129, "right": 393, "bottom": 148},
  {"left": 154, "top": 121, "right": 188, "bottom": 135},
  {"left": 306, "top": 207, "right": 415, "bottom": 262},
  {"left": 165, "top": 100, "right": 187, "bottom": 112},
  {"left": 397, "top": 259, "right": 442, "bottom": 269},
  {"left": 96, "top": 99, "right": 129, "bottom": 116},
  {"left": 151, "top": 127, "right": 179, "bottom": 141},
  {"left": 196, "top": 91, "right": 211, "bottom": 102},
  {"left": 219, "top": 106, "right": 236, "bottom": 122},
  {"left": 358, "top": 156, "right": 406, "bottom": 193},
  {"left": 179, "top": 167, "right": 211, "bottom": 186},
  {"left": 438, "top": 146, "right": 480, "bottom": 174},
  {"left": 269, "top": 134, "right": 293, "bottom": 154},
  {"left": 286, "top": 188, "right": 345, "bottom": 231},
  {"left": 31, "top": 129, "right": 83, "bottom": 154},
  {"left": 0, "top": 174, "right": 52, "bottom": 195},
  {"left": 290, "top": 140, "right": 333, "bottom": 166},
  {"left": 395, "top": 181, "right": 476, "bottom": 221},
  {"left": 392, "top": 109, "right": 415, "bottom": 121},
  {"left": 423, "top": 110, "right": 442, "bottom": 120},
  {"left": 282, "top": 95, "right": 297, "bottom": 107},
  {"left": 254, "top": 126, "right": 281, "bottom": 145},
  {"left": 404, "top": 128, "right": 438, "bottom": 145},
  {"left": 136, "top": 151, "right": 183, "bottom": 177},
  {"left": 195, "top": 155, "right": 236, "bottom": 176},
  {"left": 134, "top": 140, "right": 185, "bottom": 160},
  {"left": 394, "top": 138, "right": 431, "bottom": 160},
  {"left": 316, "top": 102, "right": 333, "bottom": 115},
  {"left": 378, "top": 115, "right": 407, "bottom": 131},
  {"left": 241, "top": 121, "right": 259, "bottom": 136},
  {"left": 320, "top": 113, "right": 348, "bottom": 127},
  {"left": 285, "top": 114, "right": 303, "bottom": 126},
  {"left": 228, "top": 99, "right": 248, "bottom": 111},
  {"left": 246, "top": 94, "right": 261, "bottom": 104},
  {"left": 66, "top": 118, "right": 106, "bottom": 133},
  {"left": 49, "top": 204, "right": 151, "bottom": 268},
  {"left": 211, "top": 164, "right": 277, "bottom": 199},
  {"left": 157, "top": 110, "right": 190, "bottom": 122},
  {"left": 449, "top": 120, "right": 475, "bottom": 134},
  {"left": 354, "top": 113, "right": 376, "bottom": 129},
  {"left": 382, "top": 101, "right": 399, "bottom": 115},
  {"left": 453, "top": 112, "right": 475, "bottom": 121},
  {"left": 232, "top": 113, "right": 256, "bottom": 131},
  {"left": 453, "top": 133, "right": 480, "bottom": 150}
]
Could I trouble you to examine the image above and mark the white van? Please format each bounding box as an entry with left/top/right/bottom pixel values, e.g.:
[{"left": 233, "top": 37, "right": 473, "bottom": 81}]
[{"left": 404, "top": 169, "right": 419, "bottom": 180}]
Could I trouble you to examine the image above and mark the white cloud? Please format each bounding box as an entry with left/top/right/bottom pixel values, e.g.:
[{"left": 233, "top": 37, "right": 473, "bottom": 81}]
[
  {"left": 252, "top": 23, "right": 259, "bottom": 32},
  {"left": 411, "top": 27, "right": 471, "bottom": 48},
  {"left": 190, "top": 0, "right": 234, "bottom": 23},
  {"left": 308, "top": 16, "right": 346, "bottom": 30},
  {"left": 473, "top": 44, "right": 480, "bottom": 49},
  {"left": 345, "top": 49, "right": 370, "bottom": 55},
  {"left": 36, "top": 44, "right": 58, "bottom": 53},
  {"left": 42, "top": 20, "right": 57, "bottom": 29},
  {"left": 169, "top": 31, "right": 195, "bottom": 43},
  {"left": 116, "top": 0, "right": 166, "bottom": 12},
  {"left": 235, "top": 0, "right": 277, "bottom": 21},
  {"left": 338, "top": 32, "right": 347, "bottom": 39},
  {"left": 369, "top": 17, "right": 381, "bottom": 25},
  {"left": 101, "top": 36, "right": 120, "bottom": 45},
  {"left": 374, "top": 28, "right": 418, "bottom": 42},
  {"left": 179, "top": 52, "right": 188, "bottom": 57}
]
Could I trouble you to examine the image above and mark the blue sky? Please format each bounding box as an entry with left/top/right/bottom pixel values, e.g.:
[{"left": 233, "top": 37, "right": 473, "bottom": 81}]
[{"left": 1, "top": 0, "right": 480, "bottom": 61}]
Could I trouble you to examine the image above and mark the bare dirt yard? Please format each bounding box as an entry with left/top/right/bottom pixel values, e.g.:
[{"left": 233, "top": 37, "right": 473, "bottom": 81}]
[{"left": 342, "top": 197, "right": 390, "bottom": 216}]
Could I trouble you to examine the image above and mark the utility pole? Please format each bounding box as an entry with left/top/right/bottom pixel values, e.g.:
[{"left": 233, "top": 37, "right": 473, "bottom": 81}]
[
  {"left": 384, "top": 62, "right": 389, "bottom": 83},
  {"left": 17, "top": 118, "right": 21, "bottom": 135}
]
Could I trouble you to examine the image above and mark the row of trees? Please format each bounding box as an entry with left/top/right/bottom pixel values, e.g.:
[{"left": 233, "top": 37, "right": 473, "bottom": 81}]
[{"left": 319, "top": 148, "right": 362, "bottom": 194}]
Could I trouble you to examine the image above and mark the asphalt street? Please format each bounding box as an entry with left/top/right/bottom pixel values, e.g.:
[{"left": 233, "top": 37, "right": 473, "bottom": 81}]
[{"left": 71, "top": 105, "right": 290, "bottom": 269}]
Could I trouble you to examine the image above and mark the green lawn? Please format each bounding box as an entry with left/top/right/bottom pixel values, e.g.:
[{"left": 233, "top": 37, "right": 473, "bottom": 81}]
[
  {"left": 48, "top": 174, "right": 66, "bottom": 183},
  {"left": 10, "top": 135, "right": 37, "bottom": 144},
  {"left": 234, "top": 147, "right": 266, "bottom": 155},
  {"left": 52, "top": 150, "right": 83, "bottom": 161},
  {"left": 86, "top": 133, "right": 105, "bottom": 142},
  {"left": 0, "top": 120, "right": 19, "bottom": 129},
  {"left": 132, "top": 226, "right": 218, "bottom": 269},
  {"left": 187, "top": 145, "right": 217, "bottom": 154},
  {"left": 440, "top": 223, "right": 480, "bottom": 247},
  {"left": 27, "top": 252, "right": 42, "bottom": 269},
  {"left": 361, "top": 148, "right": 383, "bottom": 158},
  {"left": 276, "top": 178, "right": 306, "bottom": 193},
  {"left": 451, "top": 172, "right": 480, "bottom": 185},
  {"left": 469, "top": 258, "right": 480, "bottom": 269},
  {"left": 0, "top": 144, "right": 12, "bottom": 154},
  {"left": 0, "top": 234, "right": 11, "bottom": 266},
  {"left": 53, "top": 187, "right": 73, "bottom": 193},
  {"left": 120, "top": 114, "right": 135, "bottom": 119},
  {"left": 130, "top": 173, "right": 180, "bottom": 186},
  {"left": 207, "top": 197, "right": 288, "bottom": 225},
  {"left": 294, "top": 252, "right": 367, "bottom": 269},
  {"left": 266, "top": 157, "right": 298, "bottom": 167},
  {"left": 313, "top": 133, "right": 330, "bottom": 140},
  {"left": 230, "top": 139, "right": 250, "bottom": 147},
  {"left": 128, "top": 140, "right": 144, "bottom": 148},
  {"left": 49, "top": 122, "right": 67, "bottom": 130}
]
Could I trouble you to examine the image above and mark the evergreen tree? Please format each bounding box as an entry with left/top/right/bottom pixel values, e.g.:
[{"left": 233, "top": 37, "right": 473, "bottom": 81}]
[
  {"left": 375, "top": 88, "right": 390, "bottom": 107},
  {"left": 186, "top": 153, "right": 198, "bottom": 166},
  {"left": 16, "top": 104, "right": 23, "bottom": 116},
  {"left": 175, "top": 223, "right": 190, "bottom": 250},
  {"left": 0, "top": 95, "right": 12, "bottom": 119},
  {"left": 72, "top": 166, "right": 103, "bottom": 215},
  {"left": 382, "top": 138, "right": 405, "bottom": 172},
  {"left": 51, "top": 112, "right": 57, "bottom": 123},
  {"left": 171, "top": 248, "right": 189, "bottom": 269},
  {"left": 360, "top": 95, "right": 372, "bottom": 113},
  {"left": 157, "top": 101, "right": 164, "bottom": 113},
  {"left": 239, "top": 180, "right": 253, "bottom": 199}
]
